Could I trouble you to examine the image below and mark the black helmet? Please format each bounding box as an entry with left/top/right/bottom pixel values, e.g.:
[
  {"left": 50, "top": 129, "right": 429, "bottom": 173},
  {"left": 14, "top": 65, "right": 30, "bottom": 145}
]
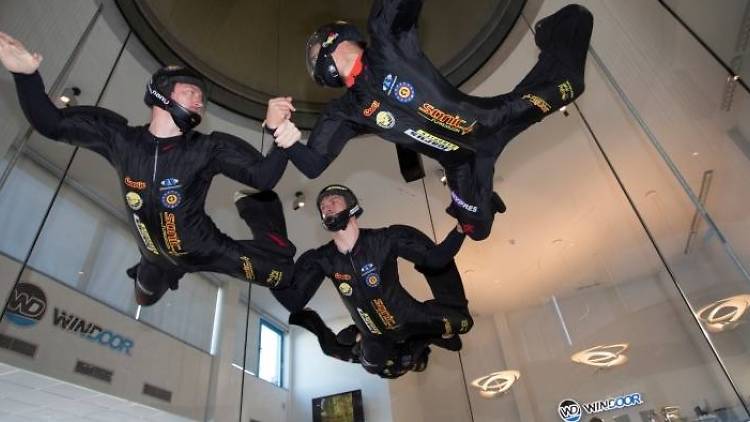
[
  {"left": 316, "top": 184, "right": 364, "bottom": 231},
  {"left": 144, "top": 65, "right": 208, "bottom": 132},
  {"left": 305, "top": 21, "right": 365, "bottom": 88}
]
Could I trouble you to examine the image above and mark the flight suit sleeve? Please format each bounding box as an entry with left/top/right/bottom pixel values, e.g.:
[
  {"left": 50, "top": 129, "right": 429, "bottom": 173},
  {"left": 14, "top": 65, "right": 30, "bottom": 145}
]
[
  {"left": 13, "top": 71, "right": 127, "bottom": 161},
  {"left": 210, "top": 131, "right": 288, "bottom": 191},
  {"left": 271, "top": 249, "right": 328, "bottom": 312},
  {"left": 368, "top": 0, "right": 423, "bottom": 38},
  {"left": 286, "top": 103, "right": 360, "bottom": 179}
]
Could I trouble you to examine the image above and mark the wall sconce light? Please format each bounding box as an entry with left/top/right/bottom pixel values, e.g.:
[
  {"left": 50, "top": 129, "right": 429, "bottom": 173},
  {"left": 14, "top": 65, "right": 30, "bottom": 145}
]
[
  {"left": 571, "top": 344, "right": 629, "bottom": 368},
  {"left": 59, "top": 87, "right": 81, "bottom": 107},
  {"left": 292, "top": 191, "right": 306, "bottom": 210},
  {"left": 470, "top": 370, "right": 520, "bottom": 398}
]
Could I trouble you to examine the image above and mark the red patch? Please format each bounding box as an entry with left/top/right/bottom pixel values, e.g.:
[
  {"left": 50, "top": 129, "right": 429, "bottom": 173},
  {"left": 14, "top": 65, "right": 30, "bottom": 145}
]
[
  {"left": 267, "top": 233, "right": 288, "bottom": 248},
  {"left": 461, "top": 223, "right": 475, "bottom": 235},
  {"left": 161, "top": 143, "right": 177, "bottom": 152},
  {"left": 334, "top": 272, "right": 352, "bottom": 281}
]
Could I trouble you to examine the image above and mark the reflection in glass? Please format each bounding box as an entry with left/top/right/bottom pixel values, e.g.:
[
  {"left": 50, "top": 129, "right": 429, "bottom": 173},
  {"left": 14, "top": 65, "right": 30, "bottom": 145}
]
[
  {"left": 470, "top": 370, "right": 520, "bottom": 398},
  {"left": 695, "top": 294, "right": 750, "bottom": 333},
  {"left": 571, "top": 344, "right": 629, "bottom": 368}
]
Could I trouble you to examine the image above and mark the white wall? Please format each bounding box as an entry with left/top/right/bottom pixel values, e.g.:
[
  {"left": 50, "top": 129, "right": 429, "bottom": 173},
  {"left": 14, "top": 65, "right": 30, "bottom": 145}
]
[{"left": 290, "top": 317, "right": 393, "bottom": 422}]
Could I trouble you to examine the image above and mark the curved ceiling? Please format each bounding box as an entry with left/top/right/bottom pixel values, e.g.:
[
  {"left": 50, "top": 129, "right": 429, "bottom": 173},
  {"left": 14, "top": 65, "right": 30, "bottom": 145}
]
[{"left": 117, "top": 0, "right": 525, "bottom": 128}]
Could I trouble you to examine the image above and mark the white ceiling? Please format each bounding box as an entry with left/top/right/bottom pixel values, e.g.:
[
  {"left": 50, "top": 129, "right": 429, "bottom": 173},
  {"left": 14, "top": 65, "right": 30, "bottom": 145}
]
[{"left": 0, "top": 362, "right": 193, "bottom": 422}]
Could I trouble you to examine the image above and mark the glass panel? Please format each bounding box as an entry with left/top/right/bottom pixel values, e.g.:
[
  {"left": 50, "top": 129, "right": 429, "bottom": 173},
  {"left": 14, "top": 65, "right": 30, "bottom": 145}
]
[
  {"left": 137, "top": 273, "right": 217, "bottom": 352},
  {"left": 0, "top": 5, "right": 220, "bottom": 420},
  {"left": 662, "top": 0, "right": 750, "bottom": 81},
  {"left": 233, "top": 288, "right": 259, "bottom": 377}
]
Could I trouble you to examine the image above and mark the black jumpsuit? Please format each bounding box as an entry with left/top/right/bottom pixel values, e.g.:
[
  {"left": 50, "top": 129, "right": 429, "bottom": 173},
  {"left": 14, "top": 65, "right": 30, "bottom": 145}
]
[
  {"left": 287, "top": 2, "right": 594, "bottom": 240},
  {"left": 13, "top": 72, "right": 296, "bottom": 303},
  {"left": 272, "top": 225, "right": 473, "bottom": 375},
  {"left": 288, "top": 262, "right": 467, "bottom": 379}
]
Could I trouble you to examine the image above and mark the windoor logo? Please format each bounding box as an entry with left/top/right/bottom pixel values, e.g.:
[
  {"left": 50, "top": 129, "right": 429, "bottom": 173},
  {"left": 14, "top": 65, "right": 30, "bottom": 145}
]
[
  {"left": 558, "top": 393, "right": 644, "bottom": 421},
  {"left": 558, "top": 399, "right": 582, "bottom": 422},
  {"left": 5, "top": 282, "right": 47, "bottom": 327}
]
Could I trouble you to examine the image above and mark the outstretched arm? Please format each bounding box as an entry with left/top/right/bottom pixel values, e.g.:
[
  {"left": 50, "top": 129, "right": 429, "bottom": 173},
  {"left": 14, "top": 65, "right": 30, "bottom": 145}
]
[
  {"left": 389, "top": 224, "right": 465, "bottom": 269},
  {"left": 210, "top": 132, "right": 289, "bottom": 191},
  {"left": 2, "top": 32, "right": 125, "bottom": 159},
  {"left": 368, "top": 0, "right": 423, "bottom": 38},
  {"left": 271, "top": 249, "right": 327, "bottom": 312},
  {"left": 283, "top": 106, "right": 360, "bottom": 179}
]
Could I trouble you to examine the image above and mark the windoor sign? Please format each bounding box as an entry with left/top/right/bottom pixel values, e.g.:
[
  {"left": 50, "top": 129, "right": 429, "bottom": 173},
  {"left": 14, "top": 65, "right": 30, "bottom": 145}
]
[{"left": 558, "top": 393, "right": 644, "bottom": 422}]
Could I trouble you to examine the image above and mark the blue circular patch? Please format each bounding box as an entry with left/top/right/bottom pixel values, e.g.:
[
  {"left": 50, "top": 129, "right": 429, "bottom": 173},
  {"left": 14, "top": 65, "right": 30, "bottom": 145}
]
[
  {"left": 161, "top": 190, "right": 182, "bottom": 209},
  {"left": 365, "top": 273, "right": 380, "bottom": 288},
  {"left": 393, "top": 82, "right": 415, "bottom": 103}
]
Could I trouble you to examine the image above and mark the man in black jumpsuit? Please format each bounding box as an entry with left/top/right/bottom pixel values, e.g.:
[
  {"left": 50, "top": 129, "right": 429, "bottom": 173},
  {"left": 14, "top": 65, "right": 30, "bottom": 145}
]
[
  {"left": 268, "top": 2, "right": 593, "bottom": 241},
  {"left": 0, "top": 31, "right": 302, "bottom": 305},
  {"left": 272, "top": 184, "right": 473, "bottom": 377}
]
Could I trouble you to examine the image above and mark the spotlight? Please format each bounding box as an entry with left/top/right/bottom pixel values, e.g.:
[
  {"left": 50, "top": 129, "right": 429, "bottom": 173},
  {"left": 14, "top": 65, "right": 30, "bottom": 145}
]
[
  {"left": 559, "top": 105, "right": 569, "bottom": 117},
  {"left": 293, "top": 191, "right": 305, "bottom": 210},
  {"left": 438, "top": 169, "right": 447, "bottom": 186},
  {"left": 59, "top": 87, "right": 81, "bottom": 107}
]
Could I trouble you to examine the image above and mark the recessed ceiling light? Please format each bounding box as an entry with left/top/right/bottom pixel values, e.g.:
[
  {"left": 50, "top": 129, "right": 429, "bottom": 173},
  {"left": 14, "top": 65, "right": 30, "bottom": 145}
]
[
  {"left": 59, "top": 87, "right": 81, "bottom": 107},
  {"left": 293, "top": 191, "right": 306, "bottom": 210}
]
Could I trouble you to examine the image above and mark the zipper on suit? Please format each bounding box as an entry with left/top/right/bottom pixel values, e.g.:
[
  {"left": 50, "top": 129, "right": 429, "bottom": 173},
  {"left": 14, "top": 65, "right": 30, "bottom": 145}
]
[
  {"left": 149, "top": 137, "right": 178, "bottom": 266},
  {"left": 152, "top": 138, "right": 160, "bottom": 182}
]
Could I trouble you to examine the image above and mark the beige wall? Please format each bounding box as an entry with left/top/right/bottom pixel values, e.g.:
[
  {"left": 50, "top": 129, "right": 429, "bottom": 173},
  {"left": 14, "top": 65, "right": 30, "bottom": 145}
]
[{"left": 0, "top": 257, "right": 212, "bottom": 420}]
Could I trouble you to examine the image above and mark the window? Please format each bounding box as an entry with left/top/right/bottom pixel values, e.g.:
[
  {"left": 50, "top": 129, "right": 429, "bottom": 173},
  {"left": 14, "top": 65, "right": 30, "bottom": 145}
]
[{"left": 258, "top": 319, "right": 284, "bottom": 387}]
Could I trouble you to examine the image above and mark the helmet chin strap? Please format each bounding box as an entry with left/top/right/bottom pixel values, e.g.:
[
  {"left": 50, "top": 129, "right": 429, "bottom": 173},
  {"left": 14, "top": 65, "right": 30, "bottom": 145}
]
[{"left": 322, "top": 205, "right": 361, "bottom": 232}]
